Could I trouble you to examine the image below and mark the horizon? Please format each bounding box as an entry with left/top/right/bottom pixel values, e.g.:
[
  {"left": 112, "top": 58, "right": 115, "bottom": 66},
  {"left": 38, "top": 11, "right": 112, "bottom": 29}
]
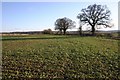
[
  {"left": 2, "top": 2, "right": 118, "bottom": 32},
  {"left": 1, "top": 29, "right": 119, "bottom": 33}
]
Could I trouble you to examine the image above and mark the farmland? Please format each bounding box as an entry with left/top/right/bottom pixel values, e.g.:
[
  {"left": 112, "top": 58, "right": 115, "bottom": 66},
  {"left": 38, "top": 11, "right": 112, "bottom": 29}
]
[{"left": 1, "top": 34, "right": 120, "bottom": 79}]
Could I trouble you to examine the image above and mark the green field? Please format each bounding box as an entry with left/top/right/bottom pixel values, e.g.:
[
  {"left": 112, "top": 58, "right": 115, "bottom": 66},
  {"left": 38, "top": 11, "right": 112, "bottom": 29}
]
[{"left": 2, "top": 34, "right": 120, "bottom": 79}]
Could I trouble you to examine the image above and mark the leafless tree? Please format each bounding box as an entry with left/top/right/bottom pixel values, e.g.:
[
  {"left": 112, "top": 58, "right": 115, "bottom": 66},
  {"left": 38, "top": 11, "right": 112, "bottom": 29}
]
[
  {"left": 77, "top": 4, "right": 113, "bottom": 35},
  {"left": 55, "top": 17, "right": 76, "bottom": 35}
]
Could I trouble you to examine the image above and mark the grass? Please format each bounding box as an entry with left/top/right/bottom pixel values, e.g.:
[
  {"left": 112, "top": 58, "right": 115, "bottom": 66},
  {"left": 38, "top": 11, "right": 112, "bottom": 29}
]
[{"left": 2, "top": 34, "right": 120, "bottom": 79}]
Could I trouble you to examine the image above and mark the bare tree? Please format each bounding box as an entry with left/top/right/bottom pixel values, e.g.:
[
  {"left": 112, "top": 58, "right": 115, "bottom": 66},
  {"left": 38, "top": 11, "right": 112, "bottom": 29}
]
[
  {"left": 77, "top": 14, "right": 85, "bottom": 35},
  {"left": 55, "top": 17, "right": 76, "bottom": 35},
  {"left": 77, "top": 4, "right": 113, "bottom": 35}
]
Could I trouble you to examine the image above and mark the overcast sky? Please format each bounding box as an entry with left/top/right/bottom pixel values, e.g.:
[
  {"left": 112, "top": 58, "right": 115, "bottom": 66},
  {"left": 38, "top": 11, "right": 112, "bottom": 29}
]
[{"left": 1, "top": 0, "right": 119, "bottom": 32}]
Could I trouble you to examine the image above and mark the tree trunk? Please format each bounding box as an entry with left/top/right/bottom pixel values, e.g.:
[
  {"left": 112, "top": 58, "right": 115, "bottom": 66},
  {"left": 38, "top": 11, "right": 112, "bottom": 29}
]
[
  {"left": 91, "top": 26, "right": 95, "bottom": 35},
  {"left": 63, "top": 29, "right": 66, "bottom": 35},
  {"left": 79, "top": 26, "right": 82, "bottom": 36}
]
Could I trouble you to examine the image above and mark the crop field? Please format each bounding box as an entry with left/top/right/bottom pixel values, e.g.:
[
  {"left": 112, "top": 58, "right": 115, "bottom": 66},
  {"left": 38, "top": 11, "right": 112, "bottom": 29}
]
[{"left": 1, "top": 34, "right": 120, "bottom": 79}]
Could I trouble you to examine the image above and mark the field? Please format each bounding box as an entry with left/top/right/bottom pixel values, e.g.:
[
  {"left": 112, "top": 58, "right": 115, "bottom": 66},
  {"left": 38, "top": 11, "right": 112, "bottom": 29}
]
[{"left": 2, "top": 34, "right": 120, "bottom": 79}]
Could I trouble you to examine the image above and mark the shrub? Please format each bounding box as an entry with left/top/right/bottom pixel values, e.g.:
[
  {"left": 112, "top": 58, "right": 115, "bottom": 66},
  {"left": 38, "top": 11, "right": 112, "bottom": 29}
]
[{"left": 42, "top": 29, "right": 53, "bottom": 34}]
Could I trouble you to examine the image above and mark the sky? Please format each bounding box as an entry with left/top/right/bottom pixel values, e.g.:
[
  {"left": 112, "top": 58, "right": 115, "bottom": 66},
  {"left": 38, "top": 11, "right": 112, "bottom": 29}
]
[
  {"left": 1, "top": 1, "right": 119, "bottom": 32},
  {"left": 118, "top": 1, "right": 120, "bottom": 30}
]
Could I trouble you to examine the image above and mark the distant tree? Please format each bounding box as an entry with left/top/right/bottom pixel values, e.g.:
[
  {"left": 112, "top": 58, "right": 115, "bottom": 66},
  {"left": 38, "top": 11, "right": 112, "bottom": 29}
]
[
  {"left": 77, "top": 4, "right": 113, "bottom": 35},
  {"left": 42, "top": 29, "right": 53, "bottom": 34},
  {"left": 77, "top": 14, "right": 85, "bottom": 35},
  {"left": 55, "top": 17, "right": 76, "bottom": 35}
]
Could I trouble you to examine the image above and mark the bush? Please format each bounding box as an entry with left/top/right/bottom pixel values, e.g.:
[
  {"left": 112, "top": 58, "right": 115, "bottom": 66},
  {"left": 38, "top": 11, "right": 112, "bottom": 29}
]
[{"left": 42, "top": 29, "right": 53, "bottom": 34}]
